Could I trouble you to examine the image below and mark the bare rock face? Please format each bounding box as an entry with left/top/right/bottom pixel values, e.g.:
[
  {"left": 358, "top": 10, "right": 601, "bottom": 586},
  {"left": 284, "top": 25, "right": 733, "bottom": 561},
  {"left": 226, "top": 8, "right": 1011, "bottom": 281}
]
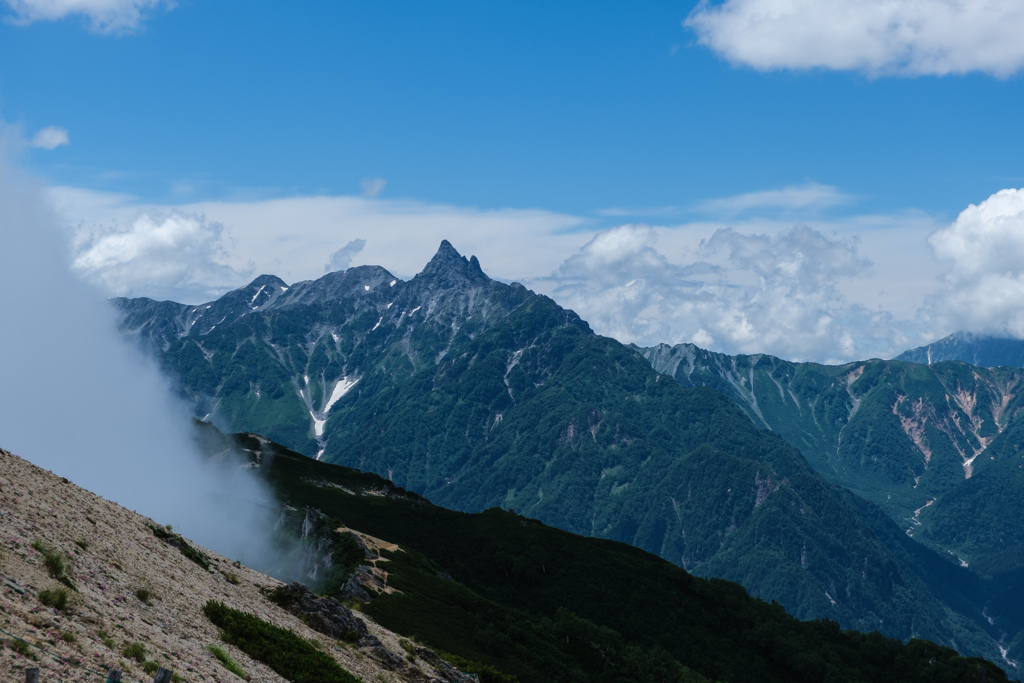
[
  {"left": 265, "top": 581, "right": 476, "bottom": 679},
  {"left": 267, "top": 581, "right": 368, "bottom": 641}
]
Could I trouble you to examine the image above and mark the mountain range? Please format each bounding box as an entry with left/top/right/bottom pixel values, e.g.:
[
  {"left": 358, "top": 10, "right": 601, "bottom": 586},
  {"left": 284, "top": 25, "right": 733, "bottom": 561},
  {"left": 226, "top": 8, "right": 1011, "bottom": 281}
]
[
  {"left": 113, "top": 241, "right": 1024, "bottom": 668},
  {"left": 637, "top": 344, "right": 1024, "bottom": 575},
  {"left": 896, "top": 332, "right": 1024, "bottom": 369}
]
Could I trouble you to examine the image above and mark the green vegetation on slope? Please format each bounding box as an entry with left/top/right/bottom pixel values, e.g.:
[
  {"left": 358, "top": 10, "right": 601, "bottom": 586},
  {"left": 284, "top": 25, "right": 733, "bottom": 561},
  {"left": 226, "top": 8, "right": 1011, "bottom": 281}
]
[
  {"left": 639, "top": 343, "right": 1024, "bottom": 530},
  {"left": 203, "top": 600, "right": 360, "bottom": 683},
  {"left": 240, "top": 435, "right": 1014, "bottom": 683}
]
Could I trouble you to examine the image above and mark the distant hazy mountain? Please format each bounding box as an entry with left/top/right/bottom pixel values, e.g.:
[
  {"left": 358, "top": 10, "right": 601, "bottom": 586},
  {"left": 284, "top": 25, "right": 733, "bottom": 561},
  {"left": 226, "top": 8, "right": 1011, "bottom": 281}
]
[
  {"left": 896, "top": 332, "right": 1024, "bottom": 368},
  {"left": 114, "top": 241, "right": 1013, "bottom": 661}
]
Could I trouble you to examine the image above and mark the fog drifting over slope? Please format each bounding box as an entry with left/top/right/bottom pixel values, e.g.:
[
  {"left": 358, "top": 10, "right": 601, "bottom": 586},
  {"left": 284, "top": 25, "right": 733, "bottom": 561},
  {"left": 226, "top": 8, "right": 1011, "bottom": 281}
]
[{"left": 0, "top": 143, "right": 277, "bottom": 566}]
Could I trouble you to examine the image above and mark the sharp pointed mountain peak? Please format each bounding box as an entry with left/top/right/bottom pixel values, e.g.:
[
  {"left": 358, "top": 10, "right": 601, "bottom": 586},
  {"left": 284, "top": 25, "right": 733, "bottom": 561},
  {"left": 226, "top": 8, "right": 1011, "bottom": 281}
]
[{"left": 418, "top": 240, "right": 489, "bottom": 283}]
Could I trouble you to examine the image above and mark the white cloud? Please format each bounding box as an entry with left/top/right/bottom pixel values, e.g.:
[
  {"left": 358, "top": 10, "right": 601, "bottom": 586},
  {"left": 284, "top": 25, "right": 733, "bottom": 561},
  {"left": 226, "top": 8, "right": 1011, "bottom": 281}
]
[
  {"left": 697, "top": 182, "right": 851, "bottom": 215},
  {"left": 49, "top": 188, "right": 588, "bottom": 302},
  {"left": 685, "top": 0, "right": 1024, "bottom": 77},
  {"left": 360, "top": 177, "right": 387, "bottom": 198},
  {"left": 529, "top": 223, "right": 912, "bottom": 362},
  {"left": 49, "top": 184, "right": 949, "bottom": 362},
  {"left": 3, "top": 0, "right": 172, "bottom": 33},
  {"left": 926, "top": 188, "right": 1024, "bottom": 338},
  {"left": 71, "top": 212, "right": 251, "bottom": 301},
  {"left": 325, "top": 238, "right": 366, "bottom": 272},
  {"left": 30, "top": 126, "right": 69, "bottom": 150}
]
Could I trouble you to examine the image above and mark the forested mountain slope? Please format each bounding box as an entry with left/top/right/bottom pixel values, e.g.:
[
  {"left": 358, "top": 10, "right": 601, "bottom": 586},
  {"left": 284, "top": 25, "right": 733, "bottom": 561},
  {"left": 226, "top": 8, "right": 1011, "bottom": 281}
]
[
  {"left": 202, "top": 426, "right": 1018, "bottom": 683},
  {"left": 638, "top": 344, "right": 1024, "bottom": 563},
  {"left": 114, "top": 242, "right": 1013, "bottom": 663}
]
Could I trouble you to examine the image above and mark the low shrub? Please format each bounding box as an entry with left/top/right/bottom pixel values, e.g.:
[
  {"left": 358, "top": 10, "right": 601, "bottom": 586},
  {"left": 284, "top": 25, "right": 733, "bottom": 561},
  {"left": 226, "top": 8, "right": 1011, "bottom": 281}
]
[
  {"left": 148, "top": 524, "right": 211, "bottom": 570},
  {"left": 30, "top": 541, "right": 77, "bottom": 590},
  {"left": 122, "top": 642, "right": 146, "bottom": 662},
  {"left": 98, "top": 629, "right": 116, "bottom": 650},
  {"left": 6, "top": 638, "right": 38, "bottom": 661},
  {"left": 203, "top": 600, "right": 360, "bottom": 683},
  {"left": 208, "top": 644, "right": 248, "bottom": 679},
  {"left": 435, "top": 650, "right": 521, "bottom": 683},
  {"left": 135, "top": 588, "right": 152, "bottom": 604},
  {"left": 38, "top": 588, "right": 69, "bottom": 610},
  {"left": 61, "top": 632, "right": 75, "bottom": 643}
]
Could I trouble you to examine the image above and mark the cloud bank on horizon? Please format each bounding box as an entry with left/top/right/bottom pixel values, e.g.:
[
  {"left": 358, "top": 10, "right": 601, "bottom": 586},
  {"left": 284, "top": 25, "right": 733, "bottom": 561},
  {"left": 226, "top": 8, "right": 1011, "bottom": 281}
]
[
  {"left": 49, "top": 180, "right": 1024, "bottom": 364},
  {"left": 535, "top": 224, "right": 891, "bottom": 362},
  {"left": 686, "top": 0, "right": 1024, "bottom": 76}
]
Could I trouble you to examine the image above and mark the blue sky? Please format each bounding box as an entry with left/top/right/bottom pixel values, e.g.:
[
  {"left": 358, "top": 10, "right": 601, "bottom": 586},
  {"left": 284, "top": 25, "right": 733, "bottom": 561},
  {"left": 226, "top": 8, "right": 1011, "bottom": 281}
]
[
  {"left": 5, "top": 1, "right": 1023, "bottom": 214},
  {"left": 4, "top": 0, "right": 1024, "bottom": 362}
]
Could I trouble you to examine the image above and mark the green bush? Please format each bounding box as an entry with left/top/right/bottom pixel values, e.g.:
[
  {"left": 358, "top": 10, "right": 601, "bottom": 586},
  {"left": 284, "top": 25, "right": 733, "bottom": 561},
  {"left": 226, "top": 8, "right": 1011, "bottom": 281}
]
[
  {"left": 320, "top": 531, "right": 365, "bottom": 596},
  {"left": 122, "top": 642, "right": 146, "bottom": 662},
  {"left": 135, "top": 588, "right": 152, "bottom": 604},
  {"left": 148, "top": 524, "right": 211, "bottom": 570},
  {"left": 38, "top": 588, "right": 69, "bottom": 610},
  {"left": 6, "top": 638, "right": 38, "bottom": 661},
  {"left": 61, "top": 632, "right": 75, "bottom": 642},
  {"left": 31, "top": 541, "right": 76, "bottom": 590},
  {"left": 142, "top": 660, "right": 160, "bottom": 674},
  {"left": 435, "top": 650, "right": 520, "bottom": 683},
  {"left": 203, "top": 600, "right": 360, "bottom": 683},
  {"left": 208, "top": 644, "right": 248, "bottom": 679},
  {"left": 97, "top": 629, "right": 116, "bottom": 650}
]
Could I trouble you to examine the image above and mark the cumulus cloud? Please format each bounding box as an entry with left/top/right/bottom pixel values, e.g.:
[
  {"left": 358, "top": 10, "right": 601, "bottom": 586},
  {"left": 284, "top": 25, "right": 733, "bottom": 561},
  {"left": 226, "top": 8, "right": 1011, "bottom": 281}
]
[
  {"left": 49, "top": 184, "right": 947, "bottom": 361},
  {"left": 697, "top": 182, "right": 851, "bottom": 215},
  {"left": 325, "top": 238, "right": 366, "bottom": 272},
  {"left": 71, "top": 212, "right": 251, "bottom": 301},
  {"left": 3, "top": 0, "right": 172, "bottom": 33},
  {"left": 50, "top": 188, "right": 587, "bottom": 292},
  {"left": 532, "top": 223, "right": 904, "bottom": 362},
  {"left": 685, "top": 0, "right": 1024, "bottom": 77},
  {"left": 30, "top": 126, "right": 69, "bottom": 150},
  {"left": 925, "top": 188, "right": 1024, "bottom": 338}
]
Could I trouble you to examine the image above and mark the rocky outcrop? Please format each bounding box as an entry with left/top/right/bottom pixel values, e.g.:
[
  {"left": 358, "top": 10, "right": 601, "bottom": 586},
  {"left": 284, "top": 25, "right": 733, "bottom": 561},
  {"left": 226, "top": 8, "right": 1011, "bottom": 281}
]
[
  {"left": 266, "top": 581, "right": 368, "bottom": 641},
  {"left": 267, "top": 581, "right": 477, "bottom": 681}
]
